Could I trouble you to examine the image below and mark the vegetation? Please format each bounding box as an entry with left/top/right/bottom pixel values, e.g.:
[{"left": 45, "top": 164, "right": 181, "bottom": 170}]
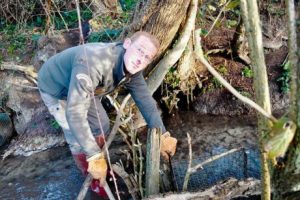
[
  {"left": 277, "top": 60, "right": 291, "bottom": 93},
  {"left": 241, "top": 66, "right": 253, "bottom": 78}
]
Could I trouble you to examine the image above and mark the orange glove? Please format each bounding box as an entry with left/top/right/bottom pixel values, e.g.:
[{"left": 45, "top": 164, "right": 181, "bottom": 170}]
[
  {"left": 160, "top": 131, "right": 177, "bottom": 160},
  {"left": 87, "top": 153, "right": 107, "bottom": 186}
]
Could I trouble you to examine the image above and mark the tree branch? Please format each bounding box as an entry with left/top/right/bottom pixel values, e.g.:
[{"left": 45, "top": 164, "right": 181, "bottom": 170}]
[{"left": 0, "top": 62, "right": 37, "bottom": 80}]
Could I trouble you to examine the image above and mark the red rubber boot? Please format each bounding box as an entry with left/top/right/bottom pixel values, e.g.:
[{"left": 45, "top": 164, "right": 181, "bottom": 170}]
[
  {"left": 72, "top": 135, "right": 108, "bottom": 198},
  {"left": 73, "top": 153, "right": 108, "bottom": 198}
]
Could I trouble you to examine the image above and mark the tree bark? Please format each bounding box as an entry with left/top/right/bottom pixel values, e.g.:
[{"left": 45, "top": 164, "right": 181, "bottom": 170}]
[
  {"left": 272, "top": 1, "right": 300, "bottom": 199},
  {"left": 146, "top": 0, "right": 198, "bottom": 94}
]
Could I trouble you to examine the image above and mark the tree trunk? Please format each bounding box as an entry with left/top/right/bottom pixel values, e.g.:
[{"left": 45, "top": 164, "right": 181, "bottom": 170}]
[
  {"left": 240, "top": 1, "right": 272, "bottom": 200},
  {"left": 120, "top": 0, "right": 191, "bottom": 75},
  {"left": 272, "top": 1, "right": 300, "bottom": 199}
]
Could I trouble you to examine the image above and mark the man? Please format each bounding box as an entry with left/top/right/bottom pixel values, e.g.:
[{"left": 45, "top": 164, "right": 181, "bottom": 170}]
[{"left": 38, "top": 31, "right": 177, "bottom": 196}]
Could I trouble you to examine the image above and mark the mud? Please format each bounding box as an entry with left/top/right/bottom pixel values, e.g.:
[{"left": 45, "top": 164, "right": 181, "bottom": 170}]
[{"left": 0, "top": 112, "right": 260, "bottom": 199}]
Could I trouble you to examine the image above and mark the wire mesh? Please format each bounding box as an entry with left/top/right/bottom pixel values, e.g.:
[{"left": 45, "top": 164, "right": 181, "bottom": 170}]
[{"left": 172, "top": 147, "right": 260, "bottom": 191}]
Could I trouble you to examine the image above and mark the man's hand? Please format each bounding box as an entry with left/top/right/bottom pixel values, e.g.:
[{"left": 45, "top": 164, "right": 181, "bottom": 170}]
[
  {"left": 160, "top": 131, "right": 177, "bottom": 160},
  {"left": 87, "top": 153, "right": 107, "bottom": 186}
]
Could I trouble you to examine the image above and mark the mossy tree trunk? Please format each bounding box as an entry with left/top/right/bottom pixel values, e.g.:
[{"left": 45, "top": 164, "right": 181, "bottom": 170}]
[{"left": 272, "top": 1, "right": 300, "bottom": 199}]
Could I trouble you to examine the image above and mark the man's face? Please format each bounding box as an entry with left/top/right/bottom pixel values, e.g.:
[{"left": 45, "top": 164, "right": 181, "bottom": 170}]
[{"left": 123, "top": 35, "right": 158, "bottom": 74}]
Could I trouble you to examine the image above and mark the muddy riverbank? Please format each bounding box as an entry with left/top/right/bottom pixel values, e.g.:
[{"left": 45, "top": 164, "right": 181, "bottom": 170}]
[{"left": 0, "top": 112, "right": 260, "bottom": 199}]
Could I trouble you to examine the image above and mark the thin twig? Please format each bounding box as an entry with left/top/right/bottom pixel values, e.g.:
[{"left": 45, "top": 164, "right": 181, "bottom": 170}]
[
  {"left": 118, "top": 128, "right": 133, "bottom": 149},
  {"left": 50, "top": 0, "right": 69, "bottom": 31},
  {"left": 76, "top": 174, "right": 93, "bottom": 200},
  {"left": 136, "top": 139, "right": 144, "bottom": 198},
  {"left": 131, "top": 128, "right": 138, "bottom": 180},
  {"left": 182, "top": 133, "right": 240, "bottom": 191},
  {"left": 205, "top": 0, "right": 232, "bottom": 38},
  {"left": 39, "top": 0, "right": 53, "bottom": 34},
  {"left": 189, "top": 148, "right": 240, "bottom": 173},
  {"left": 104, "top": 94, "right": 131, "bottom": 148},
  {"left": 104, "top": 183, "right": 116, "bottom": 200},
  {"left": 182, "top": 133, "right": 192, "bottom": 191},
  {"left": 75, "top": 0, "right": 84, "bottom": 44}
]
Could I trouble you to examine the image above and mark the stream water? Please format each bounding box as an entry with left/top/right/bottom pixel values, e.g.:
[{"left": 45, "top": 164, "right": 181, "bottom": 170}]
[{"left": 0, "top": 112, "right": 260, "bottom": 199}]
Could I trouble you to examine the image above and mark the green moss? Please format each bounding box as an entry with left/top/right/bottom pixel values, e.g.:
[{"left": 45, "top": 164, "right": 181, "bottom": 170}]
[
  {"left": 277, "top": 60, "right": 291, "bottom": 94},
  {"left": 241, "top": 66, "right": 253, "bottom": 78}
]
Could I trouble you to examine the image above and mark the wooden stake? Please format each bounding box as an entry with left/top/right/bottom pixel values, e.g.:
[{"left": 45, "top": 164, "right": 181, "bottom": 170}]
[{"left": 145, "top": 128, "right": 161, "bottom": 196}]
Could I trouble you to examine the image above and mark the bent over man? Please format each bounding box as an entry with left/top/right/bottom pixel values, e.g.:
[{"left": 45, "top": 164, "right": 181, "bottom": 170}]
[{"left": 38, "top": 31, "right": 177, "bottom": 197}]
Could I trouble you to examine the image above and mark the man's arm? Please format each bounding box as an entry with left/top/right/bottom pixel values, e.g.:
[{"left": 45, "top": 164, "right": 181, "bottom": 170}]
[
  {"left": 66, "top": 64, "right": 101, "bottom": 158},
  {"left": 125, "top": 72, "right": 166, "bottom": 133},
  {"left": 126, "top": 73, "right": 178, "bottom": 160}
]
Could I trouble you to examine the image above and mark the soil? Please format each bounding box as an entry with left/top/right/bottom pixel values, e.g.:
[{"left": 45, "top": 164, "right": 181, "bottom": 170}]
[{"left": 190, "top": 12, "right": 289, "bottom": 117}]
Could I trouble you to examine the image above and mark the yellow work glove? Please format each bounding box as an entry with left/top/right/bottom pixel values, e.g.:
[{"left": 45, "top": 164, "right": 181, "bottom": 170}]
[
  {"left": 87, "top": 153, "right": 107, "bottom": 186},
  {"left": 160, "top": 131, "right": 177, "bottom": 160}
]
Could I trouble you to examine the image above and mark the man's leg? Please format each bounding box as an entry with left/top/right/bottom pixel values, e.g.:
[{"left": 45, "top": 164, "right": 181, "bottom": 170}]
[
  {"left": 87, "top": 97, "right": 111, "bottom": 196},
  {"left": 39, "top": 91, "right": 108, "bottom": 197},
  {"left": 87, "top": 96, "right": 110, "bottom": 147},
  {"left": 39, "top": 91, "right": 87, "bottom": 170}
]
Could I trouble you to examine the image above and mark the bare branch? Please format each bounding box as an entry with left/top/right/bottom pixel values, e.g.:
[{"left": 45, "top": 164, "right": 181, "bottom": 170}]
[
  {"left": 0, "top": 62, "right": 37, "bottom": 79},
  {"left": 190, "top": 148, "right": 240, "bottom": 173},
  {"left": 136, "top": 139, "right": 144, "bottom": 198},
  {"left": 182, "top": 133, "right": 192, "bottom": 191}
]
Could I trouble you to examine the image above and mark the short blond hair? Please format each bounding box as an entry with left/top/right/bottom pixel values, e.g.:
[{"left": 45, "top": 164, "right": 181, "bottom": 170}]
[{"left": 130, "top": 31, "right": 160, "bottom": 49}]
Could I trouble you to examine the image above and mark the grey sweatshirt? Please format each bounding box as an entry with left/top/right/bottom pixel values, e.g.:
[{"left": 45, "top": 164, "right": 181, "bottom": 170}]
[{"left": 38, "top": 42, "right": 166, "bottom": 157}]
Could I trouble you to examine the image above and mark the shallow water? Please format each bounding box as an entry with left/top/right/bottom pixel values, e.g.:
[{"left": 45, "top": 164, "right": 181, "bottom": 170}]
[
  {"left": 0, "top": 146, "right": 84, "bottom": 199},
  {"left": 0, "top": 112, "right": 260, "bottom": 199}
]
